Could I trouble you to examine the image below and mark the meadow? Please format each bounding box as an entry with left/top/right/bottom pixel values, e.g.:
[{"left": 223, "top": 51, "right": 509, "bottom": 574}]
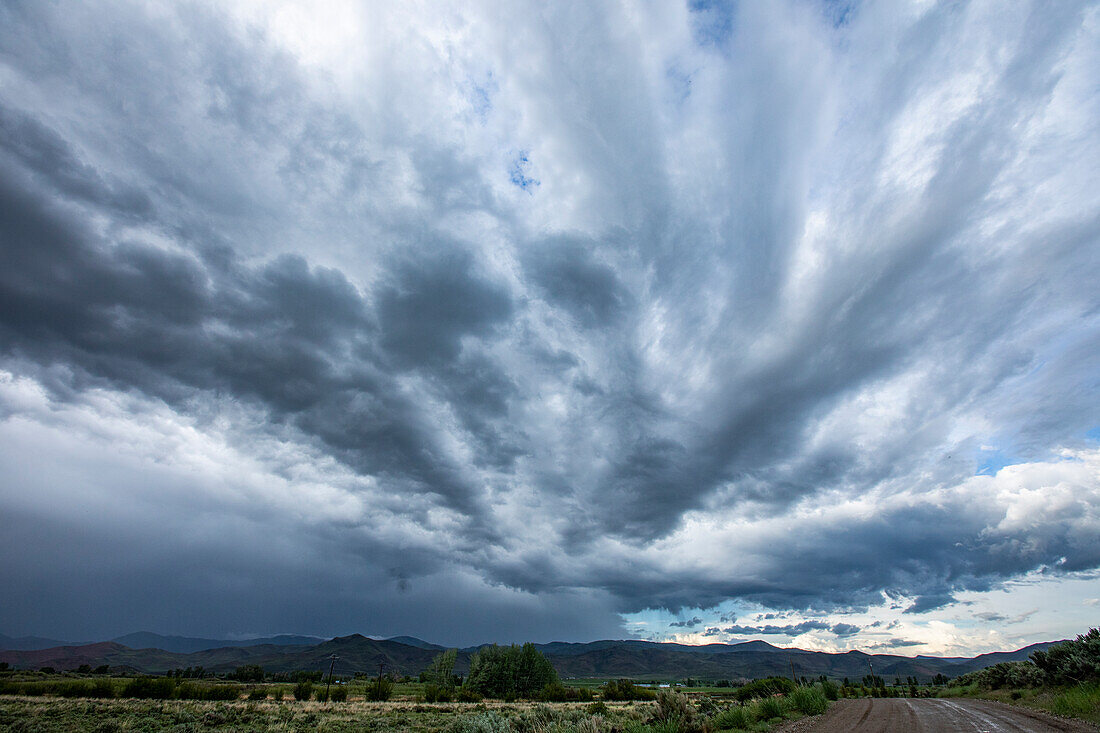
[{"left": 0, "top": 680, "right": 830, "bottom": 732}]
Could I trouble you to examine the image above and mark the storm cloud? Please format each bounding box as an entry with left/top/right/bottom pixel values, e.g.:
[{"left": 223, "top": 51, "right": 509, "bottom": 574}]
[{"left": 0, "top": 0, "right": 1098, "bottom": 649}]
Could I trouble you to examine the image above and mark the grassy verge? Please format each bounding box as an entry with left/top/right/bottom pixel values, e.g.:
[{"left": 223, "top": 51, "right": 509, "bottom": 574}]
[{"left": 937, "top": 683, "right": 1100, "bottom": 725}]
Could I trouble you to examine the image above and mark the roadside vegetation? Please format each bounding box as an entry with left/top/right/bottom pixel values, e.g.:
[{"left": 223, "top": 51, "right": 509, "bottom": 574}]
[
  {"left": 0, "top": 643, "right": 844, "bottom": 731},
  {"left": 941, "top": 627, "right": 1100, "bottom": 725}
]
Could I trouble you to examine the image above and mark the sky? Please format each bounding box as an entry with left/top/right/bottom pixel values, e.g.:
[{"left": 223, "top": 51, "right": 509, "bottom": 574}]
[{"left": 0, "top": 0, "right": 1098, "bottom": 657}]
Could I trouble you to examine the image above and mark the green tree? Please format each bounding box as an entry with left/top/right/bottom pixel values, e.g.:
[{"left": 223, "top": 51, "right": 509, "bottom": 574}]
[
  {"left": 424, "top": 649, "right": 458, "bottom": 691},
  {"left": 466, "top": 643, "right": 558, "bottom": 699}
]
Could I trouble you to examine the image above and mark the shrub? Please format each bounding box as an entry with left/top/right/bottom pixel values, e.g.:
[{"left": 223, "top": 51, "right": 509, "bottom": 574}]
[
  {"left": 247, "top": 687, "right": 267, "bottom": 700},
  {"left": 602, "top": 679, "right": 657, "bottom": 701},
  {"left": 537, "top": 681, "right": 592, "bottom": 702},
  {"left": 122, "top": 677, "right": 176, "bottom": 699},
  {"left": 587, "top": 700, "right": 609, "bottom": 716},
  {"left": 756, "top": 696, "right": 786, "bottom": 721},
  {"left": 177, "top": 682, "right": 240, "bottom": 700},
  {"left": 456, "top": 686, "right": 483, "bottom": 702},
  {"left": 446, "top": 711, "right": 512, "bottom": 733},
  {"left": 293, "top": 681, "right": 313, "bottom": 701},
  {"left": 364, "top": 676, "right": 394, "bottom": 701},
  {"left": 315, "top": 687, "right": 329, "bottom": 702},
  {"left": 424, "top": 683, "right": 450, "bottom": 702},
  {"left": 821, "top": 679, "right": 839, "bottom": 701},
  {"left": 711, "top": 704, "right": 755, "bottom": 729},
  {"left": 330, "top": 685, "right": 348, "bottom": 702},
  {"left": 232, "top": 665, "right": 265, "bottom": 683},
  {"left": 735, "top": 677, "right": 795, "bottom": 702},
  {"left": 652, "top": 689, "right": 701, "bottom": 732},
  {"left": 1032, "top": 628, "right": 1100, "bottom": 685},
  {"left": 790, "top": 686, "right": 827, "bottom": 715}
]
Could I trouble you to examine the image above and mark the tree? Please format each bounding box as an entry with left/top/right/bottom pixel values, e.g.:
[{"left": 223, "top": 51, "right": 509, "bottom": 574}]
[
  {"left": 231, "top": 664, "right": 264, "bottom": 683},
  {"left": 423, "top": 649, "right": 458, "bottom": 691},
  {"left": 466, "top": 643, "right": 558, "bottom": 699}
]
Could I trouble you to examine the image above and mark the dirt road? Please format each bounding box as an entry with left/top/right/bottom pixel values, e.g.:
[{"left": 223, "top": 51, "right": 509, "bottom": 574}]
[{"left": 777, "top": 698, "right": 1098, "bottom": 732}]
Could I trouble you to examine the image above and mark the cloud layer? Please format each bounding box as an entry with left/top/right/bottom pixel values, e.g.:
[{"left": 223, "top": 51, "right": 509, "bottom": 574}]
[{"left": 0, "top": 0, "right": 1097, "bottom": 648}]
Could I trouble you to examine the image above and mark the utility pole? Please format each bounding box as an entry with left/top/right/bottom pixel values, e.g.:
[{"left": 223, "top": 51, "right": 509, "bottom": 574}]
[
  {"left": 790, "top": 658, "right": 798, "bottom": 686},
  {"left": 868, "top": 660, "right": 875, "bottom": 689},
  {"left": 325, "top": 654, "right": 338, "bottom": 704}
]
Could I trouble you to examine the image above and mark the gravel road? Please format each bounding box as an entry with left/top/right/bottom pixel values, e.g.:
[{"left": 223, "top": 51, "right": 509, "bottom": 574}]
[{"left": 774, "top": 697, "right": 1098, "bottom": 733}]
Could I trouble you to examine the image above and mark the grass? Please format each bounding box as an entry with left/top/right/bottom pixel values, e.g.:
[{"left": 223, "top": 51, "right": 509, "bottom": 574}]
[
  {"left": 937, "top": 682, "right": 1100, "bottom": 725},
  {"left": 1051, "top": 684, "right": 1100, "bottom": 723},
  {"left": 0, "top": 686, "right": 835, "bottom": 732}
]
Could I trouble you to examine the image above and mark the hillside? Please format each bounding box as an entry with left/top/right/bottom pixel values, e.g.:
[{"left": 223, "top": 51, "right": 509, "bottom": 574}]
[{"left": 0, "top": 635, "right": 1065, "bottom": 682}]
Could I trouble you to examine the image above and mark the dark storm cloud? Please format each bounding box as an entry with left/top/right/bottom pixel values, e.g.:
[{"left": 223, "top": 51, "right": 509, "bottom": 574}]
[
  {"left": 724, "top": 621, "right": 833, "bottom": 636},
  {"left": 668, "top": 616, "right": 703, "bottom": 629},
  {"left": 377, "top": 249, "right": 513, "bottom": 367},
  {"left": 523, "top": 238, "right": 630, "bottom": 328},
  {"left": 0, "top": 150, "right": 509, "bottom": 523},
  {"left": 0, "top": 0, "right": 1097, "bottom": 645}
]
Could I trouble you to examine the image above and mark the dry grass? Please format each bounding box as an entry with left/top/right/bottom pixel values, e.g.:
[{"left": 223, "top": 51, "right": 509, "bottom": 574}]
[{"left": 0, "top": 696, "right": 652, "bottom": 732}]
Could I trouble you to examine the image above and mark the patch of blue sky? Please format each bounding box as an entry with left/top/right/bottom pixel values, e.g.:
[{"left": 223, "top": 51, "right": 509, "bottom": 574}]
[
  {"left": 622, "top": 601, "right": 744, "bottom": 641},
  {"left": 687, "top": 0, "right": 735, "bottom": 50},
  {"left": 464, "top": 72, "right": 496, "bottom": 123},
  {"left": 665, "top": 65, "right": 693, "bottom": 107},
  {"left": 819, "top": 0, "right": 856, "bottom": 28},
  {"left": 509, "top": 151, "right": 539, "bottom": 193},
  {"left": 975, "top": 445, "right": 1017, "bottom": 476},
  {"left": 1086, "top": 426, "right": 1100, "bottom": 442}
]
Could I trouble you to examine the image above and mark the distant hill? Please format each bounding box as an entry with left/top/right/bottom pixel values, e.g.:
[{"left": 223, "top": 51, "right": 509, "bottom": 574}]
[
  {"left": 109, "top": 632, "right": 324, "bottom": 654},
  {"left": 386, "top": 636, "right": 446, "bottom": 651},
  {"left": 0, "top": 634, "right": 74, "bottom": 651},
  {"left": 0, "top": 634, "right": 1067, "bottom": 683}
]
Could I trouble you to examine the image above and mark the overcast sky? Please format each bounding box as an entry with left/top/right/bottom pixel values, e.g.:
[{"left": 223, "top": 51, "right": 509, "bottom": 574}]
[{"left": 1, "top": 0, "right": 1098, "bottom": 656}]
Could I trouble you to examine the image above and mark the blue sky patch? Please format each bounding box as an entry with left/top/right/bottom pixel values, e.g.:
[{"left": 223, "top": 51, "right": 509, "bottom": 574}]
[{"left": 509, "top": 152, "right": 539, "bottom": 192}]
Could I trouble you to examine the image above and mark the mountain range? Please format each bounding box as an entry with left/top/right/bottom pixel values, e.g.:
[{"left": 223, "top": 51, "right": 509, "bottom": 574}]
[{"left": 0, "top": 633, "right": 1061, "bottom": 683}]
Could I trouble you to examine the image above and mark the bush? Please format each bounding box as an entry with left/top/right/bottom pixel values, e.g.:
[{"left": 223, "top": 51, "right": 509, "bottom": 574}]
[
  {"left": 424, "top": 683, "right": 452, "bottom": 702},
  {"left": 735, "top": 677, "right": 795, "bottom": 702},
  {"left": 711, "top": 704, "right": 755, "bottom": 729},
  {"left": 330, "top": 685, "right": 348, "bottom": 702},
  {"left": 456, "top": 686, "right": 483, "bottom": 702},
  {"left": 587, "top": 700, "right": 609, "bottom": 716},
  {"left": 293, "top": 681, "right": 313, "bottom": 701},
  {"left": 602, "top": 679, "right": 657, "bottom": 701},
  {"left": 790, "top": 686, "right": 827, "bottom": 715},
  {"left": 364, "top": 676, "right": 394, "bottom": 701},
  {"left": 177, "top": 682, "right": 240, "bottom": 700},
  {"left": 537, "top": 681, "right": 592, "bottom": 702},
  {"left": 652, "top": 690, "right": 701, "bottom": 732},
  {"left": 232, "top": 665, "right": 265, "bottom": 683},
  {"left": 446, "top": 711, "right": 512, "bottom": 733},
  {"left": 1032, "top": 628, "right": 1100, "bottom": 685},
  {"left": 757, "top": 696, "right": 786, "bottom": 721},
  {"left": 122, "top": 677, "right": 176, "bottom": 699},
  {"left": 821, "top": 679, "right": 838, "bottom": 701},
  {"left": 52, "top": 680, "right": 116, "bottom": 698},
  {"left": 315, "top": 687, "right": 329, "bottom": 702},
  {"left": 247, "top": 687, "right": 267, "bottom": 700}
]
